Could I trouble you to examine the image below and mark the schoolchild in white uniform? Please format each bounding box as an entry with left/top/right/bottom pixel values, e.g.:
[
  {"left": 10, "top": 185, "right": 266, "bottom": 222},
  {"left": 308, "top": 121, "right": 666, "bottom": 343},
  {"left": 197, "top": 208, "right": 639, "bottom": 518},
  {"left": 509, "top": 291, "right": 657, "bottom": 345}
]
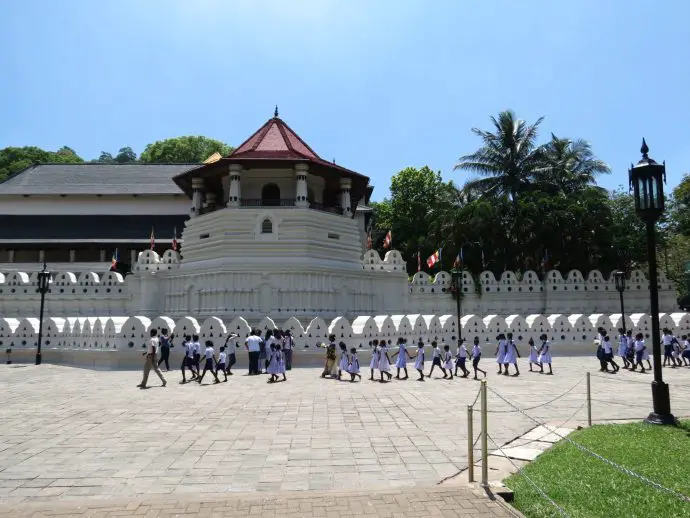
[
  {"left": 192, "top": 335, "right": 202, "bottom": 371},
  {"left": 495, "top": 334, "right": 507, "bottom": 375},
  {"left": 527, "top": 337, "right": 539, "bottom": 372},
  {"left": 441, "top": 345, "right": 454, "bottom": 379},
  {"left": 662, "top": 329, "right": 676, "bottom": 367},
  {"left": 471, "top": 337, "right": 487, "bottom": 380},
  {"left": 348, "top": 347, "right": 362, "bottom": 381},
  {"left": 454, "top": 339, "right": 469, "bottom": 378},
  {"left": 277, "top": 342, "right": 287, "bottom": 381},
  {"left": 337, "top": 343, "right": 349, "bottom": 380},
  {"left": 215, "top": 346, "right": 228, "bottom": 382},
  {"left": 197, "top": 340, "right": 220, "bottom": 384},
  {"left": 681, "top": 335, "right": 690, "bottom": 366},
  {"left": 378, "top": 341, "right": 392, "bottom": 382},
  {"left": 595, "top": 327, "right": 607, "bottom": 372},
  {"left": 632, "top": 332, "right": 647, "bottom": 373},
  {"left": 617, "top": 328, "right": 631, "bottom": 369},
  {"left": 223, "top": 333, "right": 239, "bottom": 376},
  {"left": 392, "top": 337, "right": 411, "bottom": 380},
  {"left": 413, "top": 341, "right": 425, "bottom": 381},
  {"left": 602, "top": 335, "right": 619, "bottom": 372},
  {"left": 671, "top": 334, "right": 683, "bottom": 367},
  {"left": 181, "top": 334, "right": 197, "bottom": 383},
  {"left": 428, "top": 341, "right": 443, "bottom": 378},
  {"left": 267, "top": 342, "right": 279, "bottom": 383},
  {"left": 537, "top": 334, "right": 553, "bottom": 375},
  {"left": 369, "top": 339, "right": 380, "bottom": 381},
  {"left": 503, "top": 332, "right": 520, "bottom": 376}
]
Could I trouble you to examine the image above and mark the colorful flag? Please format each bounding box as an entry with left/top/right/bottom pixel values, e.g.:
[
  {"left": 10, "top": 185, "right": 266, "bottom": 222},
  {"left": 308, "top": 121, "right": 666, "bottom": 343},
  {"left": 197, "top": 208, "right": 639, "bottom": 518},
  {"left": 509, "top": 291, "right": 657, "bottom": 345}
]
[
  {"left": 481, "top": 248, "right": 486, "bottom": 269},
  {"left": 110, "top": 249, "right": 119, "bottom": 270},
  {"left": 417, "top": 250, "right": 421, "bottom": 272},
  {"left": 172, "top": 227, "right": 178, "bottom": 252},
  {"left": 454, "top": 248, "right": 464, "bottom": 268},
  {"left": 426, "top": 250, "right": 440, "bottom": 268},
  {"left": 383, "top": 230, "right": 392, "bottom": 249},
  {"left": 366, "top": 229, "right": 372, "bottom": 250},
  {"left": 150, "top": 227, "right": 155, "bottom": 250}
]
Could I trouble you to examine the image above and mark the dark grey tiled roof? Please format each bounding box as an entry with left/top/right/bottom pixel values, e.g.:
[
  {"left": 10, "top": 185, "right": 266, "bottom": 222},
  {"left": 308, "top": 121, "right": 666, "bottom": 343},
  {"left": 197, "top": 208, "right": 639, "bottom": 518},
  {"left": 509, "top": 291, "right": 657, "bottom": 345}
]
[{"left": 0, "top": 164, "right": 198, "bottom": 195}]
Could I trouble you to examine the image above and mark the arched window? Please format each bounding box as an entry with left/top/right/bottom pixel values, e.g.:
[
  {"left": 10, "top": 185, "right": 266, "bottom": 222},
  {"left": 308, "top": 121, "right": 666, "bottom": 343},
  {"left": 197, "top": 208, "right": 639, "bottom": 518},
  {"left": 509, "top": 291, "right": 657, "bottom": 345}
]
[
  {"left": 261, "top": 218, "right": 273, "bottom": 234},
  {"left": 261, "top": 184, "right": 280, "bottom": 206}
]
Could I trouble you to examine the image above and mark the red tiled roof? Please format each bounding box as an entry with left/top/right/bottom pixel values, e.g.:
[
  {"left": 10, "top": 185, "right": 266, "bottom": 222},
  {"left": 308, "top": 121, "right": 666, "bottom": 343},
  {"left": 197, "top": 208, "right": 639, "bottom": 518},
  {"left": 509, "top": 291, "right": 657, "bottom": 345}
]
[{"left": 230, "top": 116, "right": 322, "bottom": 161}]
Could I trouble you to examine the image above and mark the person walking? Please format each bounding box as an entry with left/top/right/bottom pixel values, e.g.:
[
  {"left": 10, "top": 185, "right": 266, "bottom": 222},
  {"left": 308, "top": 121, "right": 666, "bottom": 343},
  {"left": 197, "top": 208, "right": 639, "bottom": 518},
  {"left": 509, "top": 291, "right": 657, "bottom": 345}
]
[
  {"left": 157, "top": 329, "right": 171, "bottom": 371},
  {"left": 283, "top": 330, "right": 294, "bottom": 370},
  {"left": 138, "top": 328, "right": 166, "bottom": 389}
]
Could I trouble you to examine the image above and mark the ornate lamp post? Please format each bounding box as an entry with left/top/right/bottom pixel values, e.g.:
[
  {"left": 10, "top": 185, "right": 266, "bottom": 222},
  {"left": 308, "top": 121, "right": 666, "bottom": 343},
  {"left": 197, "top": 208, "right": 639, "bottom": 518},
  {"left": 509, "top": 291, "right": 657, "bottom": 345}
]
[
  {"left": 613, "top": 270, "right": 626, "bottom": 333},
  {"left": 628, "top": 139, "right": 676, "bottom": 425},
  {"left": 35, "top": 263, "right": 51, "bottom": 365},
  {"left": 451, "top": 269, "right": 463, "bottom": 345}
]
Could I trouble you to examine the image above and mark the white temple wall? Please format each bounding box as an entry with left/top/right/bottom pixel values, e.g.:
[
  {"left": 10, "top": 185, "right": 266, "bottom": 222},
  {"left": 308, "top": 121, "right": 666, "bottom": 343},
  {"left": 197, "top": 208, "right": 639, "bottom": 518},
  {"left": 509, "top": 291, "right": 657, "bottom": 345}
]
[{"left": 0, "top": 195, "right": 188, "bottom": 216}]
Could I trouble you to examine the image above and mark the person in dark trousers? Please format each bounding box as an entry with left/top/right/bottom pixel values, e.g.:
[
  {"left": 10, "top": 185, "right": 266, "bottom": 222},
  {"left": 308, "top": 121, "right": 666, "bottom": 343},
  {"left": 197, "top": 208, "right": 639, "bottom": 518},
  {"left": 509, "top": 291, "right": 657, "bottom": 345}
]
[
  {"left": 157, "top": 329, "right": 171, "bottom": 371},
  {"left": 223, "top": 332, "right": 239, "bottom": 375},
  {"left": 245, "top": 329, "right": 262, "bottom": 375},
  {"left": 283, "top": 330, "right": 294, "bottom": 370}
]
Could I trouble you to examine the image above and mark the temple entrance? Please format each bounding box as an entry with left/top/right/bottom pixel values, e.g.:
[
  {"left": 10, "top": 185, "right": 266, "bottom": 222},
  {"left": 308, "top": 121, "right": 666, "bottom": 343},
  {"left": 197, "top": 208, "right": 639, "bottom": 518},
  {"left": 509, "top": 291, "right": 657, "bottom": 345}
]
[{"left": 262, "top": 184, "right": 280, "bottom": 206}]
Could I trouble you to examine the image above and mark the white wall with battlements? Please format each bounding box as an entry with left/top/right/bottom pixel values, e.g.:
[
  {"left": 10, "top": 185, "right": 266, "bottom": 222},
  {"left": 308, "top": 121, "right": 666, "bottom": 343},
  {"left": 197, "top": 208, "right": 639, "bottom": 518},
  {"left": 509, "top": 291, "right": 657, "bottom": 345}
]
[{"left": 0, "top": 248, "right": 677, "bottom": 320}]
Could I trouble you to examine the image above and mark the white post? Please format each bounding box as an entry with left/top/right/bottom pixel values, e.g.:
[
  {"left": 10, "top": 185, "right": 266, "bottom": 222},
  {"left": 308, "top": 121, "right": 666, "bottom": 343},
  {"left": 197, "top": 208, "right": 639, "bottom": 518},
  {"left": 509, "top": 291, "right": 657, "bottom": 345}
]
[
  {"left": 8, "top": 249, "right": 14, "bottom": 263},
  {"left": 467, "top": 405, "right": 474, "bottom": 483},
  {"left": 38, "top": 249, "right": 45, "bottom": 263},
  {"left": 227, "top": 164, "right": 242, "bottom": 208},
  {"left": 191, "top": 177, "right": 204, "bottom": 217},
  {"left": 295, "top": 163, "right": 309, "bottom": 208},
  {"left": 339, "top": 177, "right": 352, "bottom": 216},
  {"left": 480, "top": 379, "right": 488, "bottom": 488},
  {"left": 70, "top": 249, "right": 77, "bottom": 263}
]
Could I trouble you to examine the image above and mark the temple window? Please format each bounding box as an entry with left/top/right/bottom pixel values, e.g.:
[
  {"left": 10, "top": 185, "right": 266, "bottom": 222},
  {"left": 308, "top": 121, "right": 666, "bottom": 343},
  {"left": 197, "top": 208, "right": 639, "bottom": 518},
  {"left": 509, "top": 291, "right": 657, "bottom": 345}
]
[{"left": 261, "top": 218, "right": 273, "bottom": 234}]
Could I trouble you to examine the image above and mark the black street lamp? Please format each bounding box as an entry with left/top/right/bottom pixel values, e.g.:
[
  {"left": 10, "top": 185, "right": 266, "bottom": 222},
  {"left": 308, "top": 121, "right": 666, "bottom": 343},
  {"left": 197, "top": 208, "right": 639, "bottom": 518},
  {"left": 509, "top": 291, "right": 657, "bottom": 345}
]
[
  {"left": 628, "top": 139, "right": 676, "bottom": 426},
  {"left": 613, "top": 270, "right": 627, "bottom": 334},
  {"left": 35, "top": 263, "right": 51, "bottom": 366},
  {"left": 451, "top": 269, "right": 463, "bottom": 345}
]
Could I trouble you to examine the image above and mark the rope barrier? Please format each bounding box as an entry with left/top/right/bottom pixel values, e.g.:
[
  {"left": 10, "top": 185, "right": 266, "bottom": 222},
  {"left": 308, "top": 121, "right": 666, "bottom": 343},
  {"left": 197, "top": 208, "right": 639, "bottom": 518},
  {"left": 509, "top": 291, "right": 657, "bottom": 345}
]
[
  {"left": 590, "top": 372, "right": 690, "bottom": 389},
  {"left": 487, "top": 386, "right": 690, "bottom": 504},
  {"left": 470, "top": 386, "right": 481, "bottom": 408},
  {"left": 487, "top": 375, "right": 586, "bottom": 414},
  {"left": 487, "top": 432, "right": 571, "bottom": 517}
]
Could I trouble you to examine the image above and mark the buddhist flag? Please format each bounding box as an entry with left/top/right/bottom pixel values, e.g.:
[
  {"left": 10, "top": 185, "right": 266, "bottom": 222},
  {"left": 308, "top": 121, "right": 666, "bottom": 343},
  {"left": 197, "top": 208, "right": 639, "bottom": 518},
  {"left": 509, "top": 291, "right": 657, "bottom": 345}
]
[
  {"left": 366, "top": 229, "right": 372, "bottom": 250},
  {"left": 110, "top": 249, "right": 119, "bottom": 270},
  {"left": 426, "top": 250, "right": 440, "bottom": 268},
  {"left": 150, "top": 227, "right": 155, "bottom": 250},
  {"left": 541, "top": 249, "right": 549, "bottom": 271},
  {"left": 481, "top": 248, "right": 486, "bottom": 269},
  {"left": 383, "top": 230, "right": 392, "bottom": 249},
  {"left": 454, "top": 248, "right": 463, "bottom": 269},
  {"left": 417, "top": 250, "right": 421, "bottom": 272},
  {"left": 172, "top": 227, "right": 178, "bottom": 252}
]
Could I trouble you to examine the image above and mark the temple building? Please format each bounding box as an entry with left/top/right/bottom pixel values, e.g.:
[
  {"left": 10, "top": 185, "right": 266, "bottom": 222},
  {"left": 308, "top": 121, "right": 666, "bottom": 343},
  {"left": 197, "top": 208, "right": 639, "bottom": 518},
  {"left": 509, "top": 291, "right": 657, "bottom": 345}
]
[{"left": 0, "top": 163, "right": 192, "bottom": 272}]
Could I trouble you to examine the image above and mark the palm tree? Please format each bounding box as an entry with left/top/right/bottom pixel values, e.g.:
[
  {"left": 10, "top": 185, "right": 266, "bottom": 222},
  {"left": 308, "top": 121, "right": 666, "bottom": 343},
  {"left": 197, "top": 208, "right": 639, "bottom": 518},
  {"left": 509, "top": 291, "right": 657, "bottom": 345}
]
[
  {"left": 535, "top": 134, "right": 611, "bottom": 194},
  {"left": 454, "top": 110, "right": 544, "bottom": 202}
]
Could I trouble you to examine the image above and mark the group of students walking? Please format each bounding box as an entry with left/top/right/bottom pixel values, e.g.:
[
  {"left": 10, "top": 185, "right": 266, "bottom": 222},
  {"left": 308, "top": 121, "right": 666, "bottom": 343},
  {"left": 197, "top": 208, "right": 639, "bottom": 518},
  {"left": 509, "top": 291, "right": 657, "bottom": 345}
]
[
  {"left": 317, "top": 333, "right": 555, "bottom": 382},
  {"left": 598, "top": 326, "right": 690, "bottom": 374}
]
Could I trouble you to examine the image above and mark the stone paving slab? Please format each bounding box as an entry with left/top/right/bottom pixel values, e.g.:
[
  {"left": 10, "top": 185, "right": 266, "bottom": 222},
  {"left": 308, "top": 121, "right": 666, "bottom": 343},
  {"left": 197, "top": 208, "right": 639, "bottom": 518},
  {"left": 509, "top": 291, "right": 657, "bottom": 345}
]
[
  {"left": 0, "top": 486, "right": 518, "bottom": 517},
  {"left": 0, "top": 359, "right": 689, "bottom": 507}
]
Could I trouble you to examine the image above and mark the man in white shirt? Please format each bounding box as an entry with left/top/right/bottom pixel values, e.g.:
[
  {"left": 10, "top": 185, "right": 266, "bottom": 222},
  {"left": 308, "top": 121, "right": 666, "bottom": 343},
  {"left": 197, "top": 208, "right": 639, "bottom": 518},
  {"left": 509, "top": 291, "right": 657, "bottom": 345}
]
[
  {"left": 138, "top": 328, "right": 167, "bottom": 389},
  {"left": 245, "top": 329, "right": 263, "bottom": 375}
]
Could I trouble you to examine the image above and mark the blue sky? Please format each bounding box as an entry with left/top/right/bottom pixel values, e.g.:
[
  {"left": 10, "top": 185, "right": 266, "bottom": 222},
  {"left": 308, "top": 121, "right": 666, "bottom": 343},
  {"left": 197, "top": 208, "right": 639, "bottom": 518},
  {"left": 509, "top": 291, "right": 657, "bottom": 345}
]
[{"left": 1, "top": 0, "right": 689, "bottom": 200}]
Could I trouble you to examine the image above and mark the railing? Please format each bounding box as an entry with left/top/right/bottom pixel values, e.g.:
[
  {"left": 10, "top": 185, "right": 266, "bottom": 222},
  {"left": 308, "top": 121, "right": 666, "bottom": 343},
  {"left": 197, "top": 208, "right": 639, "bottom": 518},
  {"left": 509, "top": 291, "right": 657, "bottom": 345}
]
[{"left": 240, "top": 198, "right": 296, "bottom": 207}]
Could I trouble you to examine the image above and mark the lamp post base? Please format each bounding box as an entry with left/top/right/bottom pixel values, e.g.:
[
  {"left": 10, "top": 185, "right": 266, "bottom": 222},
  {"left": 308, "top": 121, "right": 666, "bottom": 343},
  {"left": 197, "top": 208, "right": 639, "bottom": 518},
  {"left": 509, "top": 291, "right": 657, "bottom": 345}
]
[
  {"left": 644, "top": 381, "right": 677, "bottom": 426},
  {"left": 35, "top": 352, "right": 41, "bottom": 366}
]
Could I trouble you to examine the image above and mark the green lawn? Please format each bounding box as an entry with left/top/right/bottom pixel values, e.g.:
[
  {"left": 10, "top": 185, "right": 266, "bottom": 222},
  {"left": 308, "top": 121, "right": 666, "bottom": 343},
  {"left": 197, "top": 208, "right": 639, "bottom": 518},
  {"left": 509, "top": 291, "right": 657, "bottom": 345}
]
[{"left": 504, "top": 421, "right": 690, "bottom": 518}]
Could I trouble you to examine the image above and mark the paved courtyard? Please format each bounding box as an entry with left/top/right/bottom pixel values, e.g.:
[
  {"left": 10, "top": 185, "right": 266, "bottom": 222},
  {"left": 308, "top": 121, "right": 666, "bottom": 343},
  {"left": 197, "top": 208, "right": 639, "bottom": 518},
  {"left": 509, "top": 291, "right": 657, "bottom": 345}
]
[{"left": 0, "top": 358, "right": 689, "bottom": 515}]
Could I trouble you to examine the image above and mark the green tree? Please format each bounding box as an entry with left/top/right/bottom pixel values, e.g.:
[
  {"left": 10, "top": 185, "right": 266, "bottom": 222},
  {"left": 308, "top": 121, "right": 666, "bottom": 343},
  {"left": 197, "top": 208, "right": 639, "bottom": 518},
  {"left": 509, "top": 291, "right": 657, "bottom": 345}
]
[
  {"left": 454, "top": 110, "right": 543, "bottom": 201},
  {"left": 535, "top": 134, "right": 611, "bottom": 194},
  {"left": 97, "top": 151, "right": 115, "bottom": 163},
  {"left": 139, "top": 136, "right": 233, "bottom": 163},
  {"left": 0, "top": 146, "right": 83, "bottom": 181},
  {"left": 115, "top": 146, "right": 137, "bottom": 163}
]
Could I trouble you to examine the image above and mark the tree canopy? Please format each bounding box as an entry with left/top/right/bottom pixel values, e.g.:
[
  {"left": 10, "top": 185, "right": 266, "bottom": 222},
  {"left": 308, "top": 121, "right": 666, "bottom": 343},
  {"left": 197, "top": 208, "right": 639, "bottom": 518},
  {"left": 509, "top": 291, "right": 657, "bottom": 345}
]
[
  {"left": 139, "top": 136, "right": 233, "bottom": 163},
  {"left": 0, "top": 146, "right": 83, "bottom": 182}
]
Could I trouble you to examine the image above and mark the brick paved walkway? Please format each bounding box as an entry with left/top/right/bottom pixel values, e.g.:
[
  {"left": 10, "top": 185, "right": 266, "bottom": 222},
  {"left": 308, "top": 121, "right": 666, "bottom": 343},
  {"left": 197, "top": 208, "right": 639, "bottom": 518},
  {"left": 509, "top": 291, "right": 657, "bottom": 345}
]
[
  {"left": 1, "top": 359, "right": 689, "bottom": 516},
  {"left": 0, "top": 486, "right": 517, "bottom": 517}
]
